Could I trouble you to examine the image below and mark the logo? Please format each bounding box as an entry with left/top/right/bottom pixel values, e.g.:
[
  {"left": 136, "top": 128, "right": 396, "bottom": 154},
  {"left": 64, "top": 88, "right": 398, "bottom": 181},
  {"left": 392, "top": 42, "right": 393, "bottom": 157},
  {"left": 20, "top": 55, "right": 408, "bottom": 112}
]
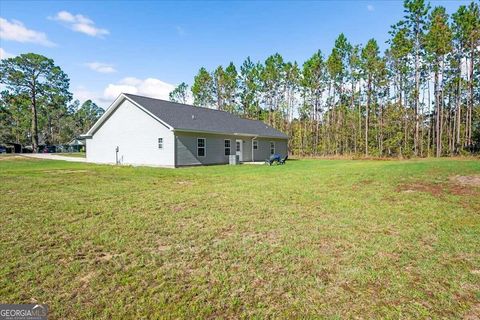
[{"left": 0, "top": 304, "right": 48, "bottom": 320}]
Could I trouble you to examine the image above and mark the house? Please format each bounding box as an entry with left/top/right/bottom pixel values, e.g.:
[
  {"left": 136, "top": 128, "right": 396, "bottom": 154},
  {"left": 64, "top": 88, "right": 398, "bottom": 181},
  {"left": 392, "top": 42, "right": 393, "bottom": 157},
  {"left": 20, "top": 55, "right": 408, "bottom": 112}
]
[
  {"left": 66, "top": 136, "right": 87, "bottom": 152},
  {"left": 84, "top": 93, "right": 288, "bottom": 167}
]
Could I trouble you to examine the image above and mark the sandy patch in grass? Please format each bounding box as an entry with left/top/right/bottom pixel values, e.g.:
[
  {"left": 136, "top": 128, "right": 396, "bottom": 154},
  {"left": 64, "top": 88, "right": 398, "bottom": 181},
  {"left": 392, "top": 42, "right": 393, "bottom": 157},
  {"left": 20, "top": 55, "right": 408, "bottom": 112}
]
[
  {"left": 76, "top": 271, "right": 97, "bottom": 292},
  {"left": 171, "top": 204, "right": 186, "bottom": 213},
  {"left": 96, "top": 252, "right": 115, "bottom": 262},
  {"left": 397, "top": 178, "right": 479, "bottom": 197},
  {"left": 79, "top": 271, "right": 96, "bottom": 284},
  {"left": 0, "top": 155, "right": 29, "bottom": 161},
  {"left": 176, "top": 180, "right": 193, "bottom": 186},
  {"left": 157, "top": 244, "right": 171, "bottom": 252},
  {"left": 449, "top": 175, "right": 480, "bottom": 187},
  {"left": 463, "top": 303, "right": 480, "bottom": 320},
  {"left": 397, "top": 182, "right": 444, "bottom": 197},
  {"left": 155, "top": 239, "right": 172, "bottom": 252}
]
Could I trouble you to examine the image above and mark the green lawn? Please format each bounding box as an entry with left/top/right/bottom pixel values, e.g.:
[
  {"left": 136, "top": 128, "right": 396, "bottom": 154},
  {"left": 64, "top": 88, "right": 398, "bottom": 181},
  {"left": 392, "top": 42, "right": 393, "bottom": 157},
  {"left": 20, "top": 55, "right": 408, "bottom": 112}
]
[{"left": 0, "top": 157, "right": 479, "bottom": 319}]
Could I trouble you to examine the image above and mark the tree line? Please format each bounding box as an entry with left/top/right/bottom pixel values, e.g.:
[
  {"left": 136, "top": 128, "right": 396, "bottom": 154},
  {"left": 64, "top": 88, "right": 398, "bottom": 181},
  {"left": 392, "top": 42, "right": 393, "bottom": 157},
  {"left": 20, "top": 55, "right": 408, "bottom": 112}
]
[
  {"left": 0, "top": 53, "right": 104, "bottom": 152},
  {"left": 170, "top": 0, "right": 479, "bottom": 157}
]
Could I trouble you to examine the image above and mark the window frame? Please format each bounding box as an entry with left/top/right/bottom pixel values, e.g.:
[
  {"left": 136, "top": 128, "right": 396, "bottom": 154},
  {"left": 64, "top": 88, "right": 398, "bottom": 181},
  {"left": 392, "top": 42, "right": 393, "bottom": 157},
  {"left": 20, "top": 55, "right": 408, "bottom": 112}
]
[
  {"left": 158, "top": 137, "right": 163, "bottom": 149},
  {"left": 253, "top": 140, "right": 258, "bottom": 150},
  {"left": 270, "top": 141, "right": 275, "bottom": 155},
  {"left": 224, "top": 139, "right": 231, "bottom": 156},
  {"left": 197, "top": 138, "right": 206, "bottom": 157}
]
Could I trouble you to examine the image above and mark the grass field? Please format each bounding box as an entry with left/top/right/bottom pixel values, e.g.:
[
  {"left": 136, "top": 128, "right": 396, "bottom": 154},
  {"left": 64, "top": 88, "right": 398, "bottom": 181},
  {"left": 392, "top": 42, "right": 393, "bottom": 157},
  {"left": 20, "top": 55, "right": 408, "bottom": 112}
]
[
  {"left": 0, "top": 157, "right": 479, "bottom": 319},
  {"left": 56, "top": 152, "right": 86, "bottom": 158}
]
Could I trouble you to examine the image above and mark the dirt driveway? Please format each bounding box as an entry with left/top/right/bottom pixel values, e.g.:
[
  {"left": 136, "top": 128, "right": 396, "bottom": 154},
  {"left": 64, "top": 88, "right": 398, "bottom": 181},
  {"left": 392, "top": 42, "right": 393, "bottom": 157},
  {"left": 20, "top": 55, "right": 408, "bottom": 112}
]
[{"left": 21, "top": 154, "right": 87, "bottom": 162}]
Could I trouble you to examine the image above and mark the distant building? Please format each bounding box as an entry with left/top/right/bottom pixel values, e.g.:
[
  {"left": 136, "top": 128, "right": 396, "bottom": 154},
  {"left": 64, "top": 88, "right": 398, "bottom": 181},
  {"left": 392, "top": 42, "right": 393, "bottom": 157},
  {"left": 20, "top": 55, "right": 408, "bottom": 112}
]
[{"left": 67, "top": 136, "right": 86, "bottom": 152}]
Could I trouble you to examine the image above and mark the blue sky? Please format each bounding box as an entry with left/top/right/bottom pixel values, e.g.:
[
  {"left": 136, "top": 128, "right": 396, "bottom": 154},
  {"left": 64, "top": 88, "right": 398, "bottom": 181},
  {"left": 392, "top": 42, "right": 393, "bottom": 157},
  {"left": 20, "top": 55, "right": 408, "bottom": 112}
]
[{"left": 0, "top": 0, "right": 470, "bottom": 108}]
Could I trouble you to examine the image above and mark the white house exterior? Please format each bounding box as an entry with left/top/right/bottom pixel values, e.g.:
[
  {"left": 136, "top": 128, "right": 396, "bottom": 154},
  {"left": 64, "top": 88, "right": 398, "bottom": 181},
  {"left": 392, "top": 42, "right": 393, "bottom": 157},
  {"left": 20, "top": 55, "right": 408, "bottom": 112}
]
[
  {"left": 86, "top": 98, "right": 175, "bottom": 166},
  {"left": 85, "top": 93, "right": 288, "bottom": 167}
]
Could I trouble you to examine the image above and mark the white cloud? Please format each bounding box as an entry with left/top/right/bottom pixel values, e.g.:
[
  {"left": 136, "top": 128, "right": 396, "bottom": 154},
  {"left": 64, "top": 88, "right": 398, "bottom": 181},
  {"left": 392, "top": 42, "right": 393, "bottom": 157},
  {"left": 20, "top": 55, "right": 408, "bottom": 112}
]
[
  {"left": 367, "top": 4, "right": 375, "bottom": 12},
  {"left": 75, "top": 78, "right": 185, "bottom": 109},
  {"left": 73, "top": 86, "right": 97, "bottom": 103},
  {"left": 51, "top": 11, "right": 109, "bottom": 38},
  {"left": 0, "top": 17, "right": 55, "bottom": 46},
  {"left": 72, "top": 85, "right": 110, "bottom": 109},
  {"left": 0, "top": 47, "right": 15, "bottom": 59},
  {"left": 103, "top": 77, "right": 176, "bottom": 101},
  {"left": 85, "top": 62, "right": 116, "bottom": 73}
]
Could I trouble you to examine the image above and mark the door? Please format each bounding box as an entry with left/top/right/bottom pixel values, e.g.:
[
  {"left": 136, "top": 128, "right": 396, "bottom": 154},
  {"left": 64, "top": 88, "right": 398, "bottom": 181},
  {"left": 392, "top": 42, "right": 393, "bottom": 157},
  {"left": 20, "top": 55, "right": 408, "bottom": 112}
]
[{"left": 236, "top": 139, "right": 243, "bottom": 162}]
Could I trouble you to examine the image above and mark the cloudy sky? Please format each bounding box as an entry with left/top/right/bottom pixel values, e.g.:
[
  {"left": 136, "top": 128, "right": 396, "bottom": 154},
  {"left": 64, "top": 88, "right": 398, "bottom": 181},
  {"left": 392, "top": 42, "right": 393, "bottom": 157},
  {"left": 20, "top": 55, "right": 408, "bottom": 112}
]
[{"left": 0, "top": 0, "right": 469, "bottom": 108}]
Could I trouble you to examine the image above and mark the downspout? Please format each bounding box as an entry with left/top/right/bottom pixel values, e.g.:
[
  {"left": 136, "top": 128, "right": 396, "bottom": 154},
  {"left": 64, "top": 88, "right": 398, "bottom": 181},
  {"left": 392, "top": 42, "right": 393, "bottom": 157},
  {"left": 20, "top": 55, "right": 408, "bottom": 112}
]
[{"left": 251, "top": 136, "right": 257, "bottom": 162}]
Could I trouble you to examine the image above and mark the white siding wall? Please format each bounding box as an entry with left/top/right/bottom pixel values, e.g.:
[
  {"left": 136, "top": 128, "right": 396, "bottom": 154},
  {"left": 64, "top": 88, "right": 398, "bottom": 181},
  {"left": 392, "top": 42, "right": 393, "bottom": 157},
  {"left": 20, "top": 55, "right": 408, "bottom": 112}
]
[{"left": 86, "top": 99, "right": 175, "bottom": 166}]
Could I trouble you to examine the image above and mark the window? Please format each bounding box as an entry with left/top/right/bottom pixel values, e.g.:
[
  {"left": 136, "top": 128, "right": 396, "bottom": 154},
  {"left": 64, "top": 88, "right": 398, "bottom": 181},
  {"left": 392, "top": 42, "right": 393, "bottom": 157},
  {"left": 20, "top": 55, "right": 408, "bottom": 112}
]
[
  {"left": 224, "top": 139, "right": 231, "bottom": 156},
  {"left": 236, "top": 141, "right": 241, "bottom": 152},
  {"left": 197, "top": 138, "right": 206, "bottom": 157},
  {"left": 253, "top": 140, "right": 258, "bottom": 150},
  {"left": 270, "top": 141, "right": 275, "bottom": 155},
  {"left": 158, "top": 138, "right": 163, "bottom": 149}
]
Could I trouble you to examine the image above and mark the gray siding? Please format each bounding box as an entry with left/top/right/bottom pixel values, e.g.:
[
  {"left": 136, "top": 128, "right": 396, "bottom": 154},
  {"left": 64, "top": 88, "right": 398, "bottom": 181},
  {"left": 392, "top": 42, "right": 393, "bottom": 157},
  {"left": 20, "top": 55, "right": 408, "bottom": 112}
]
[
  {"left": 253, "top": 138, "right": 288, "bottom": 162},
  {"left": 174, "top": 131, "right": 287, "bottom": 166}
]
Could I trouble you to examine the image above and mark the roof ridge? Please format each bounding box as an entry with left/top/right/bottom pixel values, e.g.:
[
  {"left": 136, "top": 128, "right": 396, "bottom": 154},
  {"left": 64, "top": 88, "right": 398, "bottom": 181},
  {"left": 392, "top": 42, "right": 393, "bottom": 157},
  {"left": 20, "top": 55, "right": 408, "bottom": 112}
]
[
  {"left": 124, "top": 93, "right": 234, "bottom": 116},
  {"left": 124, "top": 93, "right": 273, "bottom": 127}
]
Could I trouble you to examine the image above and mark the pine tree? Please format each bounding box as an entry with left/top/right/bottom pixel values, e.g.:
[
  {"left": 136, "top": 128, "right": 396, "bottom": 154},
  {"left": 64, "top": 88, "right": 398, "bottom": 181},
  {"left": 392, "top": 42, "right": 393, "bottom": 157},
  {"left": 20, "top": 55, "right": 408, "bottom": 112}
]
[
  {"left": 425, "top": 6, "right": 453, "bottom": 157},
  {"left": 302, "top": 50, "right": 325, "bottom": 154},
  {"left": 191, "top": 67, "right": 214, "bottom": 108},
  {"left": 260, "top": 54, "right": 285, "bottom": 127},
  {"left": 452, "top": 2, "right": 480, "bottom": 148},
  {"left": 239, "top": 57, "right": 260, "bottom": 118},
  {"left": 361, "top": 39, "right": 381, "bottom": 156},
  {"left": 0, "top": 53, "right": 71, "bottom": 152},
  {"left": 402, "top": 0, "right": 430, "bottom": 155},
  {"left": 169, "top": 82, "right": 189, "bottom": 104}
]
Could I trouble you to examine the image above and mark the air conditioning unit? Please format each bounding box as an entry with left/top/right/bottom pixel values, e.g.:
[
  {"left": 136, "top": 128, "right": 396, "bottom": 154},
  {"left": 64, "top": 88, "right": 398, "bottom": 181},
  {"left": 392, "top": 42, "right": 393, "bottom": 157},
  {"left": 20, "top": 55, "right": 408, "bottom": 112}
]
[{"left": 229, "top": 154, "right": 239, "bottom": 165}]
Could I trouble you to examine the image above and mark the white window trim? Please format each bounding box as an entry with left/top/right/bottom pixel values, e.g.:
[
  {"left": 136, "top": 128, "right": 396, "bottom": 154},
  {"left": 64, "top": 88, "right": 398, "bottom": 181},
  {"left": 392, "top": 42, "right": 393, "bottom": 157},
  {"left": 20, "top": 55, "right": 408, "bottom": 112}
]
[
  {"left": 253, "top": 140, "right": 258, "bottom": 150},
  {"left": 270, "top": 141, "right": 275, "bottom": 155},
  {"left": 197, "top": 138, "right": 206, "bottom": 157},
  {"left": 224, "top": 139, "right": 231, "bottom": 156},
  {"left": 158, "top": 137, "right": 163, "bottom": 149}
]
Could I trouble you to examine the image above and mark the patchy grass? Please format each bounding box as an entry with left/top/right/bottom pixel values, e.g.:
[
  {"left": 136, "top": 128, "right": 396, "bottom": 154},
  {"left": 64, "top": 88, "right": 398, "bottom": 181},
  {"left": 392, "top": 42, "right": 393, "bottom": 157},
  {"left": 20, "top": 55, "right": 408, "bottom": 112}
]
[
  {"left": 0, "top": 158, "right": 479, "bottom": 318},
  {"left": 0, "top": 154, "right": 26, "bottom": 160},
  {"left": 56, "top": 152, "right": 86, "bottom": 158}
]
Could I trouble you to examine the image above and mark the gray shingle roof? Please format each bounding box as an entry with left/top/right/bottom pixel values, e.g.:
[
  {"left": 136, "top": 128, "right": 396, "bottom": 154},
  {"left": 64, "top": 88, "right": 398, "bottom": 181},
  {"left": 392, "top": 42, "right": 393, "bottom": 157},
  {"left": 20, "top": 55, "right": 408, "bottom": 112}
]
[{"left": 124, "top": 94, "right": 288, "bottom": 139}]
